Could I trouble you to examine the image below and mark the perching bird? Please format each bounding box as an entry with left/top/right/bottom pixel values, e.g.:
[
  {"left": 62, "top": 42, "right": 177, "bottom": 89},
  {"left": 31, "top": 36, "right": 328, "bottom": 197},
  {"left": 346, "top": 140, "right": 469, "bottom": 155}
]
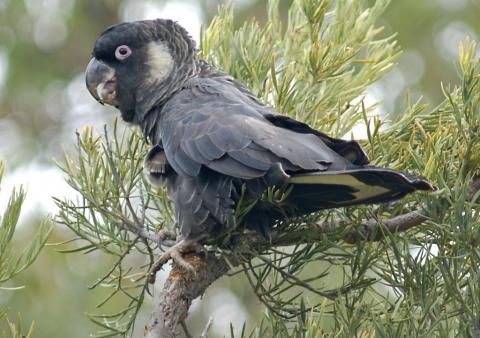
[{"left": 85, "top": 19, "right": 432, "bottom": 268}]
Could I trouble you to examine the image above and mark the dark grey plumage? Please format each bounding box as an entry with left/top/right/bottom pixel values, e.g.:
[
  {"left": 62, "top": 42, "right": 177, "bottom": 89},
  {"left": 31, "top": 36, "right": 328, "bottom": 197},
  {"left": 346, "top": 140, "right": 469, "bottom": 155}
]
[{"left": 86, "top": 19, "right": 433, "bottom": 243}]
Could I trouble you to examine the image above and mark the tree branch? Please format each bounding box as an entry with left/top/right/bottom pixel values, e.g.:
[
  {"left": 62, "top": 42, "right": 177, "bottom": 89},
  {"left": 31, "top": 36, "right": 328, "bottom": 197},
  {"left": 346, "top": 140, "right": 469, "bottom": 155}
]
[
  {"left": 199, "top": 317, "right": 213, "bottom": 338},
  {"left": 343, "top": 210, "right": 428, "bottom": 244},
  {"left": 143, "top": 209, "right": 429, "bottom": 337},
  {"left": 268, "top": 210, "right": 428, "bottom": 246},
  {"left": 144, "top": 253, "right": 231, "bottom": 338}
]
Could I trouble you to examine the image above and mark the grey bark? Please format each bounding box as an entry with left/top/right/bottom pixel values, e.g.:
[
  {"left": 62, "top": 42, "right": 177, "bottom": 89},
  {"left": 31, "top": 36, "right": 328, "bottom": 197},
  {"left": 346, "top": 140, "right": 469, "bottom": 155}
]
[{"left": 144, "top": 253, "right": 230, "bottom": 338}]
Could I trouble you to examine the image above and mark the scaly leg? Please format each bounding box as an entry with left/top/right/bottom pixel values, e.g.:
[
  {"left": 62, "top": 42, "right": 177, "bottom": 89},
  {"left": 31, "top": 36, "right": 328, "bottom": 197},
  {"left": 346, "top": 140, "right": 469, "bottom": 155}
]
[{"left": 147, "top": 239, "right": 202, "bottom": 283}]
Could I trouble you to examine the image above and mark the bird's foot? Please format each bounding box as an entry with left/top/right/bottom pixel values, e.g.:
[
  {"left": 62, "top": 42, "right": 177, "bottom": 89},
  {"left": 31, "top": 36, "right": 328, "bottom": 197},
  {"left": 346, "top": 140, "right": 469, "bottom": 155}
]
[
  {"left": 147, "top": 239, "right": 202, "bottom": 283},
  {"left": 157, "top": 229, "right": 177, "bottom": 243}
]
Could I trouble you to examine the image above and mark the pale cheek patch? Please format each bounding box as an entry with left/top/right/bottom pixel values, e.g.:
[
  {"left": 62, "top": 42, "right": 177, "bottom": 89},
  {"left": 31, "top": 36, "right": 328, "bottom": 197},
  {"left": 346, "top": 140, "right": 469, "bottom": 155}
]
[
  {"left": 147, "top": 42, "right": 174, "bottom": 83},
  {"left": 288, "top": 173, "right": 390, "bottom": 200}
]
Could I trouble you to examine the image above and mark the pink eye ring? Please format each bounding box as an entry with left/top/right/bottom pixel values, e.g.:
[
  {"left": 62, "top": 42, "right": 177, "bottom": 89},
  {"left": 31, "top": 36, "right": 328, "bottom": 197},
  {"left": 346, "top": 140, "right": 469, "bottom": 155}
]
[{"left": 115, "top": 45, "right": 132, "bottom": 60}]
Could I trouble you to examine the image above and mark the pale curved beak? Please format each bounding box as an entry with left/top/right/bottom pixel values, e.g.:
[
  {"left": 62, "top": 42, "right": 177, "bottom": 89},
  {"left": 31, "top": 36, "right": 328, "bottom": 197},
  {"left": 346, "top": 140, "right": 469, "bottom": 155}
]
[{"left": 85, "top": 58, "right": 118, "bottom": 106}]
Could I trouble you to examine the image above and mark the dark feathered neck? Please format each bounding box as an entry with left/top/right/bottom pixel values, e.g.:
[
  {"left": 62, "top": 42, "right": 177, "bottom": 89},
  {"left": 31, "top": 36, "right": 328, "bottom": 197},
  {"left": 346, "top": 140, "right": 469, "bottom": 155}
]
[{"left": 139, "top": 61, "right": 220, "bottom": 145}]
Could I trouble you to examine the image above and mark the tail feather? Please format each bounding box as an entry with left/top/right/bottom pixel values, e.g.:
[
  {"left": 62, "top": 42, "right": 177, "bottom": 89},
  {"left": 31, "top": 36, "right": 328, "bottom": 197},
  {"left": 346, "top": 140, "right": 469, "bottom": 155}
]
[{"left": 287, "top": 167, "right": 433, "bottom": 213}]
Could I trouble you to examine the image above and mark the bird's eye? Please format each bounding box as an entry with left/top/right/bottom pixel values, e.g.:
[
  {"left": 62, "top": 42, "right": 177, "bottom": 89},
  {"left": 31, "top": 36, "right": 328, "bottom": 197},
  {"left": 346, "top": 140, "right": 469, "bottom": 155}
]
[{"left": 115, "top": 45, "right": 132, "bottom": 60}]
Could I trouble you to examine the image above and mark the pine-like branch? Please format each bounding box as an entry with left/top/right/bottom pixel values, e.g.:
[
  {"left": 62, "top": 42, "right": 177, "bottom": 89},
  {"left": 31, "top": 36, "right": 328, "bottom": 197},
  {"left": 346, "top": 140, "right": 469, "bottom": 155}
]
[
  {"left": 143, "top": 209, "right": 429, "bottom": 337},
  {"left": 57, "top": 1, "right": 480, "bottom": 336}
]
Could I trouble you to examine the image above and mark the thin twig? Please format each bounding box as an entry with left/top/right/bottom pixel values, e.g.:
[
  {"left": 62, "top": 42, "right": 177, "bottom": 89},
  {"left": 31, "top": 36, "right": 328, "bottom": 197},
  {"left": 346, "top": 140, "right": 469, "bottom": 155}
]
[
  {"left": 344, "top": 210, "right": 428, "bottom": 244},
  {"left": 180, "top": 321, "right": 194, "bottom": 338},
  {"left": 88, "top": 236, "right": 139, "bottom": 289},
  {"left": 199, "top": 317, "right": 213, "bottom": 338},
  {"left": 103, "top": 125, "right": 122, "bottom": 183},
  {"left": 257, "top": 255, "right": 337, "bottom": 300},
  {"left": 138, "top": 183, "right": 147, "bottom": 226}
]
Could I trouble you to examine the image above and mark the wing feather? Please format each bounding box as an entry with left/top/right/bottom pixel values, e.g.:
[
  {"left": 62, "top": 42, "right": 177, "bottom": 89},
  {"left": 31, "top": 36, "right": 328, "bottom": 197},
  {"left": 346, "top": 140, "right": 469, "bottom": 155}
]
[
  {"left": 186, "top": 135, "right": 224, "bottom": 161},
  {"left": 207, "top": 155, "right": 266, "bottom": 179},
  {"left": 160, "top": 77, "right": 354, "bottom": 179},
  {"left": 228, "top": 147, "right": 278, "bottom": 171},
  {"left": 172, "top": 146, "right": 201, "bottom": 176},
  {"left": 207, "top": 128, "right": 251, "bottom": 152}
]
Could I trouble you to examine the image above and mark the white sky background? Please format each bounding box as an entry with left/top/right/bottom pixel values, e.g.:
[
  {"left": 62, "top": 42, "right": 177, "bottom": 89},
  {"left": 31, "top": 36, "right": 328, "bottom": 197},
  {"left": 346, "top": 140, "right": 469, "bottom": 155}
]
[{"left": 0, "top": 0, "right": 477, "bottom": 333}]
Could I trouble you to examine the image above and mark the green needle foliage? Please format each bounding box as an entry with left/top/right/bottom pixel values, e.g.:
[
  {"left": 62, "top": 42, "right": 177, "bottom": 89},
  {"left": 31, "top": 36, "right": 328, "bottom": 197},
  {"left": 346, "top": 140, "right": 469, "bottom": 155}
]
[
  {"left": 201, "top": 0, "right": 399, "bottom": 134},
  {"left": 55, "top": 124, "right": 173, "bottom": 337},
  {"left": 0, "top": 162, "right": 51, "bottom": 287},
  {"left": 0, "top": 161, "right": 52, "bottom": 335},
  {"left": 55, "top": 0, "right": 480, "bottom": 337}
]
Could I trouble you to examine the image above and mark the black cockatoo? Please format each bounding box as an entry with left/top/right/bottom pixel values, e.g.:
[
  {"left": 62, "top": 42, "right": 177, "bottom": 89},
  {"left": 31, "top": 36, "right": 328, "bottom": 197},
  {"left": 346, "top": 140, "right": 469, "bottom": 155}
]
[{"left": 85, "top": 19, "right": 432, "bottom": 267}]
